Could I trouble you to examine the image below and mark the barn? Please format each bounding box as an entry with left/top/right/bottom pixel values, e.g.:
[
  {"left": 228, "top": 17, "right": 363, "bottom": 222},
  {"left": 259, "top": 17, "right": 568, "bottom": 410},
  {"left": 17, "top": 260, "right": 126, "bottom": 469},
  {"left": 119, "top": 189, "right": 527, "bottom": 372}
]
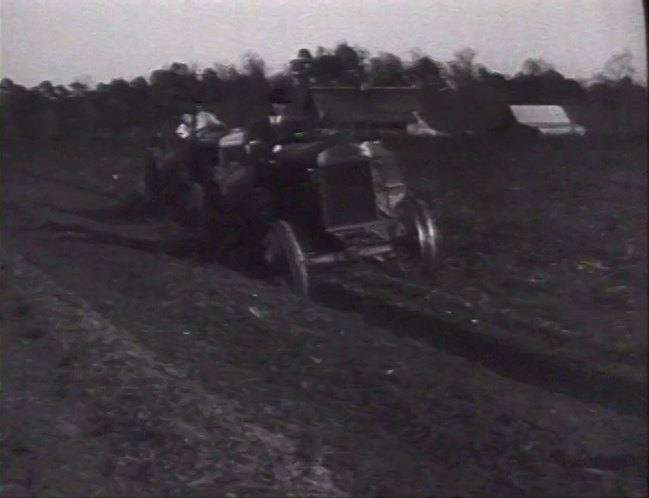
[
  {"left": 509, "top": 105, "right": 586, "bottom": 136},
  {"left": 309, "top": 86, "right": 420, "bottom": 129}
]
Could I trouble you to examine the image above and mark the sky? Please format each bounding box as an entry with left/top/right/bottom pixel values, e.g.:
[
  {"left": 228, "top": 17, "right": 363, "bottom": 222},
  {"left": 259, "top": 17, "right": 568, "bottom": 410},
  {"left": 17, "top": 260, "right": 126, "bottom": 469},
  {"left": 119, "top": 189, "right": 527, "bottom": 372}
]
[{"left": 1, "top": 0, "right": 646, "bottom": 87}]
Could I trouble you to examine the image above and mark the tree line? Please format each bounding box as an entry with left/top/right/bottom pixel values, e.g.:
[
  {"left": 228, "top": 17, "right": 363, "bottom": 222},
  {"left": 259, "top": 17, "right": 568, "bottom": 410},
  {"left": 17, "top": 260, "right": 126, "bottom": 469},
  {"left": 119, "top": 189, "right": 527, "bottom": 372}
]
[{"left": 1, "top": 44, "right": 646, "bottom": 140}]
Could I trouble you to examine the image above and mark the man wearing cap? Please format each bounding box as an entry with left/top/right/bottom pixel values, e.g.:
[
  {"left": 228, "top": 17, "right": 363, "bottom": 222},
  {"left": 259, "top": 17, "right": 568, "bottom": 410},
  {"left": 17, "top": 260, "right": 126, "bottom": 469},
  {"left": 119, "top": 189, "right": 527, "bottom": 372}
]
[
  {"left": 177, "top": 103, "right": 226, "bottom": 142},
  {"left": 177, "top": 102, "right": 228, "bottom": 185},
  {"left": 148, "top": 103, "right": 227, "bottom": 221}
]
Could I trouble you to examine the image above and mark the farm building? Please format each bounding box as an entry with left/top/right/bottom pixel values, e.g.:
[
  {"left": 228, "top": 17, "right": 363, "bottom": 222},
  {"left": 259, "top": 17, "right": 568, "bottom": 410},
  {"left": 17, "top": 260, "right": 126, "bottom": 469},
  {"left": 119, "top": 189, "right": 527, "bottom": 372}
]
[
  {"left": 309, "top": 86, "right": 420, "bottom": 129},
  {"left": 509, "top": 105, "right": 586, "bottom": 135},
  {"left": 270, "top": 78, "right": 590, "bottom": 138}
]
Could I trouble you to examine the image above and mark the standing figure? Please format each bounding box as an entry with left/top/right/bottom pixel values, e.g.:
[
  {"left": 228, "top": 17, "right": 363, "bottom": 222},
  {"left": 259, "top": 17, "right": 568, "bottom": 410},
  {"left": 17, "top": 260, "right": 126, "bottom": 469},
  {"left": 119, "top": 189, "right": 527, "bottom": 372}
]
[
  {"left": 146, "top": 102, "right": 227, "bottom": 223},
  {"left": 177, "top": 102, "right": 228, "bottom": 185}
]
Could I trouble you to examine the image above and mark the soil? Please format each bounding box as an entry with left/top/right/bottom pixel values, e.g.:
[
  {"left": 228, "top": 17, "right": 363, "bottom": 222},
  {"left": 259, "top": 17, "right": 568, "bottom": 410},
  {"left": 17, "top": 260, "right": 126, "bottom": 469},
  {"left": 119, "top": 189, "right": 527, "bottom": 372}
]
[{"left": 1, "top": 135, "right": 647, "bottom": 497}]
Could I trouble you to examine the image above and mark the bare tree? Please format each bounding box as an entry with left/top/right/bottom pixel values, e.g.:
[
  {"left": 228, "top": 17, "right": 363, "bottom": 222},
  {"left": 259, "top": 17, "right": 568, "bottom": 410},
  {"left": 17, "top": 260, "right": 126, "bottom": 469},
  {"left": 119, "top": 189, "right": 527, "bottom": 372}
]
[{"left": 592, "top": 49, "right": 639, "bottom": 85}]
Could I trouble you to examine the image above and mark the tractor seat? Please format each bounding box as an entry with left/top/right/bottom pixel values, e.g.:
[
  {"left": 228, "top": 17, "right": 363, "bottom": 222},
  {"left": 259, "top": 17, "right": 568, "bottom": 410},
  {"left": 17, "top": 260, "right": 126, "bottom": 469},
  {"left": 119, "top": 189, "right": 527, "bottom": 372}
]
[{"left": 273, "top": 141, "right": 328, "bottom": 168}]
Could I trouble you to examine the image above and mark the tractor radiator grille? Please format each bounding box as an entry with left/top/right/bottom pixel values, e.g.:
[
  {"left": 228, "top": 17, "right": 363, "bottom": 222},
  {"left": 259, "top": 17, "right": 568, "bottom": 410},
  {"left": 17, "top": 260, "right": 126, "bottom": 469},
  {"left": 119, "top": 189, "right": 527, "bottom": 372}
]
[{"left": 318, "top": 160, "right": 379, "bottom": 231}]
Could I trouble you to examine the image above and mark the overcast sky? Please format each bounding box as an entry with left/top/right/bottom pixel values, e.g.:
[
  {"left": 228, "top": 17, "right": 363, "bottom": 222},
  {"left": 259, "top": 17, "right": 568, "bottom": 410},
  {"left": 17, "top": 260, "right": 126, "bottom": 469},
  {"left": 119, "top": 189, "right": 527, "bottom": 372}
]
[{"left": 1, "top": 0, "right": 646, "bottom": 87}]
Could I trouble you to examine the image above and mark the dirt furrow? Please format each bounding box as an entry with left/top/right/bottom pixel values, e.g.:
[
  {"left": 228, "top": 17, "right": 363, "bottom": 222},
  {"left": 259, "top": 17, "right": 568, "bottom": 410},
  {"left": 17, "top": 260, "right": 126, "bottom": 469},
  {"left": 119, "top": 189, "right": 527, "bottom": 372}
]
[
  {"left": 4, "top": 252, "right": 345, "bottom": 497},
  {"left": 311, "top": 273, "right": 646, "bottom": 416}
]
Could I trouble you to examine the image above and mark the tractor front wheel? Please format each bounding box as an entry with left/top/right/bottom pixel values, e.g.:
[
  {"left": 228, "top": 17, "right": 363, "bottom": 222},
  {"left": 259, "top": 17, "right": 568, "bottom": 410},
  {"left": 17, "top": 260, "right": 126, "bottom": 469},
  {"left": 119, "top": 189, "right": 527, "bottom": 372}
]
[{"left": 262, "top": 220, "right": 310, "bottom": 295}]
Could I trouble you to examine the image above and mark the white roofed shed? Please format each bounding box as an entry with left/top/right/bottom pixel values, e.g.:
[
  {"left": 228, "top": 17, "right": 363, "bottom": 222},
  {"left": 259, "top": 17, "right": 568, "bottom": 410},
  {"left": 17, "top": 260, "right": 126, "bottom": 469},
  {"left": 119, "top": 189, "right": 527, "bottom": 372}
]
[{"left": 510, "top": 105, "right": 586, "bottom": 135}]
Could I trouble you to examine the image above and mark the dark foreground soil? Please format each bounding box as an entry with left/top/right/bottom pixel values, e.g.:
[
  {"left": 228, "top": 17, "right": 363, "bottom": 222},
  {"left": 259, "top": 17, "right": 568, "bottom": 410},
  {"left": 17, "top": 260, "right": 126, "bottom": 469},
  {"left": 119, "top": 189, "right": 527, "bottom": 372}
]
[{"left": 1, "top": 135, "right": 647, "bottom": 497}]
